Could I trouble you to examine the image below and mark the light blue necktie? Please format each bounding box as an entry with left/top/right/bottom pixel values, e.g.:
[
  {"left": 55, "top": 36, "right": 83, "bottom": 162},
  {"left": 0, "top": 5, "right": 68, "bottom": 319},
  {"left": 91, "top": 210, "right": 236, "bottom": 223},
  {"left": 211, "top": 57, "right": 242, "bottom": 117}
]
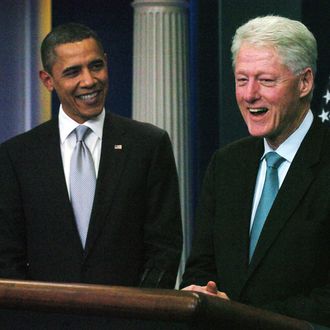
[
  {"left": 249, "top": 152, "right": 285, "bottom": 261},
  {"left": 70, "top": 125, "right": 96, "bottom": 248}
]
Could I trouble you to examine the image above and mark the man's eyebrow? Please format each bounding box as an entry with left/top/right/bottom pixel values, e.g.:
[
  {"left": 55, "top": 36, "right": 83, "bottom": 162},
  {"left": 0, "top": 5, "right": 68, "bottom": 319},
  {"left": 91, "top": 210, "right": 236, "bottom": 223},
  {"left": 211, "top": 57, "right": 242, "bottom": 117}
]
[
  {"left": 62, "top": 65, "right": 81, "bottom": 75},
  {"left": 89, "top": 58, "right": 105, "bottom": 65}
]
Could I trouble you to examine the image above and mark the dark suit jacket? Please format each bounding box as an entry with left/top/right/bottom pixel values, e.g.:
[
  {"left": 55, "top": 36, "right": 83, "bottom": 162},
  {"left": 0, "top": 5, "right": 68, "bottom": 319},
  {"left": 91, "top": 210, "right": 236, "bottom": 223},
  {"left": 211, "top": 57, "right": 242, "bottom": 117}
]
[
  {"left": 0, "top": 112, "right": 182, "bottom": 289},
  {"left": 181, "top": 119, "right": 330, "bottom": 326}
]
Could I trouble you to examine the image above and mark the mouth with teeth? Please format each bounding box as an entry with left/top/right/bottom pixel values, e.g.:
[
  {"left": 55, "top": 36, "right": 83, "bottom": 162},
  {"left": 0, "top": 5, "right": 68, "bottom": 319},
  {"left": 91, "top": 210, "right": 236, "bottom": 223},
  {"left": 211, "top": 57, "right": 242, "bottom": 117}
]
[
  {"left": 249, "top": 107, "right": 268, "bottom": 115},
  {"left": 76, "top": 91, "right": 101, "bottom": 104}
]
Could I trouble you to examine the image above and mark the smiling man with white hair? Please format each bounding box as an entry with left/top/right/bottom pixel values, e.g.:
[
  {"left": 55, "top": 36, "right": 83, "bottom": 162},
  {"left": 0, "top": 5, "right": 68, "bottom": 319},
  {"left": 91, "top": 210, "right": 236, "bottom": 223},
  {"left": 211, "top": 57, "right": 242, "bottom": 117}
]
[{"left": 181, "top": 16, "right": 330, "bottom": 328}]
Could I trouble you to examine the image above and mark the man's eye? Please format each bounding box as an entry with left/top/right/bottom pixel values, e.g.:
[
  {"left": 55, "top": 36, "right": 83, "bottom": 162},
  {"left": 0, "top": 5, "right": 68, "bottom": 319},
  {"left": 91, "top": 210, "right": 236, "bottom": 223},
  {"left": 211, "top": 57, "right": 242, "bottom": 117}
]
[
  {"left": 236, "top": 78, "right": 248, "bottom": 86},
  {"left": 90, "top": 62, "right": 104, "bottom": 71},
  {"left": 259, "top": 79, "right": 276, "bottom": 87},
  {"left": 63, "top": 70, "right": 79, "bottom": 77}
]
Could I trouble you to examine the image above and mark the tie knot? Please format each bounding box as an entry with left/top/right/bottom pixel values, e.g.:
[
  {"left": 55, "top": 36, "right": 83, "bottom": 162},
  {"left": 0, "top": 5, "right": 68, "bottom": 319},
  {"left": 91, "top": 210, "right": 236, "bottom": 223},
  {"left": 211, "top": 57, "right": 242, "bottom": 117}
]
[
  {"left": 265, "top": 152, "right": 285, "bottom": 169},
  {"left": 74, "top": 125, "right": 90, "bottom": 142}
]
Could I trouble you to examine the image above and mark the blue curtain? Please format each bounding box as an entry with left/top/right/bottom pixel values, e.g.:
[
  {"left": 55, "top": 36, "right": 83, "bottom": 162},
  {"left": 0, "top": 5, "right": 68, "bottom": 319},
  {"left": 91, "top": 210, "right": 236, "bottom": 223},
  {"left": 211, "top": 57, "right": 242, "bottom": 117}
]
[{"left": 0, "top": 0, "right": 51, "bottom": 143}]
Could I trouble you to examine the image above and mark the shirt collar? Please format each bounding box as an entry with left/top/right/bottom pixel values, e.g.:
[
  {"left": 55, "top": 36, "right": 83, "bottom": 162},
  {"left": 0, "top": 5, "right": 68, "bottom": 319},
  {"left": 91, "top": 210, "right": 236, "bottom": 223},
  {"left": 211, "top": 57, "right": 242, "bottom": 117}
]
[
  {"left": 58, "top": 105, "right": 105, "bottom": 143},
  {"left": 262, "top": 109, "right": 313, "bottom": 163}
]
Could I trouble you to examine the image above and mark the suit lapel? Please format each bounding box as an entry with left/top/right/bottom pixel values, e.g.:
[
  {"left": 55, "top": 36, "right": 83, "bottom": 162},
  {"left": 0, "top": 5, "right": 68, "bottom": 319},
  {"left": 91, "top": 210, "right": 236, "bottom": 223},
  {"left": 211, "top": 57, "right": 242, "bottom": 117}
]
[
  {"left": 84, "top": 113, "right": 128, "bottom": 254},
  {"left": 33, "top": 120, "right": 70, "bottom": 210},
  {"left": 235, "top": 143, "right": 262, "bottom": 261},
  {"left": 32, "top": 120, "right": 83, "bottom": 250},
  {"left": 219, "top": 138, "right": 263, "bottom": 298},
  {"left": 247, "top": 120, "right": 324, "bottom": 275}
]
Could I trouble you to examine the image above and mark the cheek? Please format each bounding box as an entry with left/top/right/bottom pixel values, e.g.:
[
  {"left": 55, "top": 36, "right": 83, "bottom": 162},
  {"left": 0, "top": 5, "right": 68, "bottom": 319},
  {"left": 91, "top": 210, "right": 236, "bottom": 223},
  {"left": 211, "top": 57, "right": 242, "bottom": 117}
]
[
  {"left": 269, "top": 92, "right": 295, "bottom": 117},
  {"left": 60, "top": 83, "right": 76, "bottom": 98},
  {"left": 235, "top": 88, "right": 243, "bottom": 101},
  {"left": 267, "top": 83, "right": 298, "bottom": 105},
  {"left": 101, "top": 73, "right": 109, "bottom": 85},
  {"left": 235, "top": 94, "right": 245, "bottom": 112}
]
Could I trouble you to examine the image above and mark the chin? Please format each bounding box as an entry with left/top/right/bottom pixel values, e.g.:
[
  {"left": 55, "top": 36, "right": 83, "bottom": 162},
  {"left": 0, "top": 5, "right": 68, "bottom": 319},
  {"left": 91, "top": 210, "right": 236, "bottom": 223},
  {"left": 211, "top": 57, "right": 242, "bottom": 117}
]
[
  {"left": 81, "top": 108, "right": 103, "bottom": 117},
  {"left": 247, "top": 121, "right": 272, "bottom": 136},
  {"left": 248, "top": 128, "right": 269, "bottom": 138}
]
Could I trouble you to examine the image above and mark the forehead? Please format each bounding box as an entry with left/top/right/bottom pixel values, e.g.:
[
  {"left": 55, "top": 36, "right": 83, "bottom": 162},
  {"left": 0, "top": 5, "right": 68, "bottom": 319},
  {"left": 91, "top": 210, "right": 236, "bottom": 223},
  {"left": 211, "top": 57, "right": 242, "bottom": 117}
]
[
  {"left": 53, "top": 38, "right": 104, "bottom": 67},
  {"left": 235, "top": 43, "right": 289, "bottom": 74}
]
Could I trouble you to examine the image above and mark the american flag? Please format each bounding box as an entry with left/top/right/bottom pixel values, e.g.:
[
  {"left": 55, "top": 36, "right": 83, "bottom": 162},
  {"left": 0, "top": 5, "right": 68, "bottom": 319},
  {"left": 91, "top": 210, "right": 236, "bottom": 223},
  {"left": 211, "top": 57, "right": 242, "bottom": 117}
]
[{"left": 318, "top": 75, "right": 330, "bottom": 123}]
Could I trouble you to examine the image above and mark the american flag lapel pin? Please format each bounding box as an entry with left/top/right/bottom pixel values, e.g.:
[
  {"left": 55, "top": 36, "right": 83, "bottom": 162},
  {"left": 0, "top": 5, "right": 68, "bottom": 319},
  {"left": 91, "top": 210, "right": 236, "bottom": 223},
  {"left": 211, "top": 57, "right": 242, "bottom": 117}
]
[{"left": 114, "top": 144, "right": 123, "bottom": 150}]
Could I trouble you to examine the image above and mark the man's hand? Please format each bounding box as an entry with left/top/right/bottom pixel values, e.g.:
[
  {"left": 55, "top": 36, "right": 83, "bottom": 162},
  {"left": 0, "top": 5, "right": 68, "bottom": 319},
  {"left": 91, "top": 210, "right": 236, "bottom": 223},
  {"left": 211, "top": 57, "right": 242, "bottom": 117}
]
[{"left": 181, "top": 281, "right": 229, "bottom": 300}]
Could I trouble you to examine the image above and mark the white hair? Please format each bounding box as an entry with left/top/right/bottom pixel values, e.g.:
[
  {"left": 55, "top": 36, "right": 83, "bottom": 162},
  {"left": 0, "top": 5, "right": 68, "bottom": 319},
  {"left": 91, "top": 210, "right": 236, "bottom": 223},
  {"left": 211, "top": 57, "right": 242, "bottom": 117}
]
[{"left": 231, "top": 15, "right": 317, "bottom": 75}]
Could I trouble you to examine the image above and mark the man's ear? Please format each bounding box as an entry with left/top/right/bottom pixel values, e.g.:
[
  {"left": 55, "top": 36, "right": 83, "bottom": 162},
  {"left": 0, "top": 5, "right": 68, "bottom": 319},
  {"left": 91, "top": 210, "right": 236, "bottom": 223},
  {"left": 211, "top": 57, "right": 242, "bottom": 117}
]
[
  {"left": 39, "top": 70, "right": 54, "bottom": 92},
  {"left": 299, "top": 67, "right": 314, "bottom": 98}
]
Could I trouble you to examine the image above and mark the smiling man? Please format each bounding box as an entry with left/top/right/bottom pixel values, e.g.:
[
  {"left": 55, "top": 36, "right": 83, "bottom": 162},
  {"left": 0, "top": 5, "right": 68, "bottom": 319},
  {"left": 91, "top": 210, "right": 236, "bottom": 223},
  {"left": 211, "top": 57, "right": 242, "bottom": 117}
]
[
  {"left": 0, "top": 23, "right": 182, "bottom": 290},
  {"left": 181, "top": 16, "right": 330, "bottom": 328},
  {"left": 39, "top": 36, "right": 108, "bottom": 123}
]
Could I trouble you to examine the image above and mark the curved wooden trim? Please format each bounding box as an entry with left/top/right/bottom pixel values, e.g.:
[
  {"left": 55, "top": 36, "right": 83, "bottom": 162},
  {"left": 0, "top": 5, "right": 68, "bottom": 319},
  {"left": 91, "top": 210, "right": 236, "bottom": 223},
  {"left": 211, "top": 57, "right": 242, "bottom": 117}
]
[{"left": 0, "top": 279, "right": 312, "bottom": 329}]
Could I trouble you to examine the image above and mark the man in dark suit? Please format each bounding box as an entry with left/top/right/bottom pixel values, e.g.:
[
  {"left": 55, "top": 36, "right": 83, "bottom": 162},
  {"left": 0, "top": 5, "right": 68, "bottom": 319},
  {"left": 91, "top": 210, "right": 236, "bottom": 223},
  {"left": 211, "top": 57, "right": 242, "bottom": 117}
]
[
  {"left": 0, "top": 23, "right": 182, "bottom": 289},
  {"left": 181, "top": 16, "right": 330, "bottom": 327}
]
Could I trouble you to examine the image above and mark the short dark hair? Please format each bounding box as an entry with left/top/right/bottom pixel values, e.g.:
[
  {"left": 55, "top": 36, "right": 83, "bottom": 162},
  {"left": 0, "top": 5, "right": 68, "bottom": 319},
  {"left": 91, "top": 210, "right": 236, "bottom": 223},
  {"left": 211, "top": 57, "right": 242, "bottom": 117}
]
[{"left": 41, "top": 23, "right": 104, "bottom": 73}]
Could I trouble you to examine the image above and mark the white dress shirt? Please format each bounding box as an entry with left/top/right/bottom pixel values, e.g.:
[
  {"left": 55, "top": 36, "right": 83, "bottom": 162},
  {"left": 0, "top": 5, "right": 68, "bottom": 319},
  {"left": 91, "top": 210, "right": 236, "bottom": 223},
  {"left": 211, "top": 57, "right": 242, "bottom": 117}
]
[
  {"left": 250, "top": 110, "right": 314, "bottom": 230},
  {"left": 58, "top": 106, "right": 105, "bottom": 199}
]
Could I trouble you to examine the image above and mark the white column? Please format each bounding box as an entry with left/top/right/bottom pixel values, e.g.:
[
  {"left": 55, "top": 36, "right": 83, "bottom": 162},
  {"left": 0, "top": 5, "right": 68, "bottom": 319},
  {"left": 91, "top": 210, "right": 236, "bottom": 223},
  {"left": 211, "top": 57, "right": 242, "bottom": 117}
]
[{"left": 132, "top": 0, "right": 191, "bottom": 282}]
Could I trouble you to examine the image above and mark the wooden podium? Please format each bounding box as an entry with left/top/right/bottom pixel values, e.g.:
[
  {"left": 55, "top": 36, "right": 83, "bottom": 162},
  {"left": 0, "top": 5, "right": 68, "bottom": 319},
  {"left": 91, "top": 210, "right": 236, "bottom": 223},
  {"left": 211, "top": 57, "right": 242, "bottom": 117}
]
[{"left": 0, "top": 279, "right": 312, "bottom": 329}]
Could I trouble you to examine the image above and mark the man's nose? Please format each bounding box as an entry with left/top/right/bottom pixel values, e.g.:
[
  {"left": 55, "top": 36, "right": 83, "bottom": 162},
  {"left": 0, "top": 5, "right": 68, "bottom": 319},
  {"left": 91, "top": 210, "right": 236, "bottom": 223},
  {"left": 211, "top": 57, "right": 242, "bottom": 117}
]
[
  {"left": 80, "top": 69, "right": 95, "bottom": 87},
  {"left": 244, "top": 80, "right": 261, "bottom": 103}
]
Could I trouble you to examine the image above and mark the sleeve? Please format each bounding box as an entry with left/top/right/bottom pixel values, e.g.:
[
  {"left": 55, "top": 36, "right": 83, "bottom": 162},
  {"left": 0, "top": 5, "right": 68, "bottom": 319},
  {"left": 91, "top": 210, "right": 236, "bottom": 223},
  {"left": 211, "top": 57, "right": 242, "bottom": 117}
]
[
  {"left": 0, "top": 143, "right": 28, "bottom": 279},
  {"left": 139, "top": 131, "right": 183, "bottom": 289},
  {"left": 180, "top": 153, "right": 218, "bottom": 288}
]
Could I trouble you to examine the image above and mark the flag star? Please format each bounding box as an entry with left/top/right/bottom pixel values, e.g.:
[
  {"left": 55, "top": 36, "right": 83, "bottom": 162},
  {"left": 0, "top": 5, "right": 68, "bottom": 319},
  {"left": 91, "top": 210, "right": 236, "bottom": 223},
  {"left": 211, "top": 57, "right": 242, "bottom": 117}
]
[
  {"left": 323, "top": 89, "right": 330, "bottom": 104},
  {"left": 318, "top": 109, "right": 330, "bottom": 123}
]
